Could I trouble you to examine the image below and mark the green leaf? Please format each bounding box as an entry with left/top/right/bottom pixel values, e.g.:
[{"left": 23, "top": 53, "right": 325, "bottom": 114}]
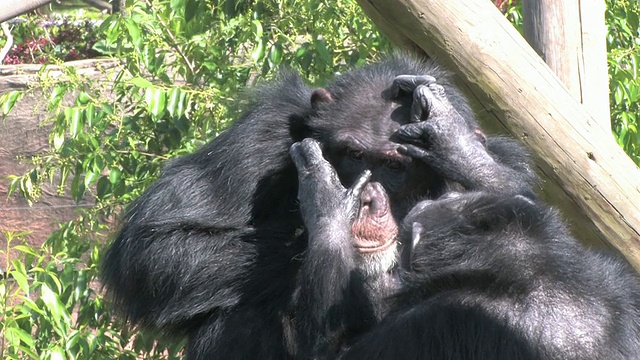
[
  {"left": 85, "top": 103, "right": 96, "bottom": 127},
  {"left": 70, "top": 107, "right": 85, "bottom": 138},
  {"left": 251, "top": 39, "right": 265, "bottom": 63},
  {"left": 53, "top": 131, "right": 65, "bottom": 151},
  {"left": 92, "top": 39, "right": 117, "bottom": 56},
  {"left": 49, "top": 86, "right": 66, "bottom": 110},
  {"left": 41, "top": 284, "right": 72, "bottom": 333},
  {"left": 13, "top": 245, "right": 38, "bottom": 257},
  {"left": 177, "top": 91, "right": 190, "bottom": 119},
  {"left": 10, "top": 260, "right": 29, "bottom": 293},
  {"left": 129, "top": 77, "right": 153, "bottom": 88},
  {"left": 19, "top": 297, "right": 47, "bottom": 316},
  {"left": 145, "top": 87, "right": 166, "bottom": 118},
  {"left": 50, "top": 347, "right": 66, "bottom": 360},
  {"left": 251, "top": 19, "right": 264, "bottom": 38},
  {"left": 315, "top": 37, "right": 332, "bottom": 66},
  {"left": 4, "top": 327, "right": 35, "bottom": 348},
  {"left": 109, "top": 168, "right": 122, "bottom": 185},
  {"left": 96, "top": 176, "right": 112, "bottom": 199},
  {"left": 1, "top": 90, "right": 24, "bottom": 115},
  {"left": 71, "top": 172, "right": 86, "bottom": 202},
  {"left": 269, "top": 43, "right": 283, "bottom": 66},
  {"left": 125, "top": 19, "right": 142, "bottom": 48},
  {"left": 76, "top": 91, "right": 91, "bottom": 105},
  {"left": 84, "top": 171, "right": 98, "bottom": 189},
  {"left": 185, "top": 0, "right": 198, "bottom": 22},
  {"left": 167, "top": 88, "right": 182, "bottom": 117}
]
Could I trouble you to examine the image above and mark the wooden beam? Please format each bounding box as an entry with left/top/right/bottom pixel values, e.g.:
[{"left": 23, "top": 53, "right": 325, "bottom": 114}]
[
  {"left": 523, "top": 0, "right": 611, "bottom": 130},
  {"left": 356, "top": 0, "right": 640, "bottom": 270},
  {"left": 0, "top": 0, "right": 55, "bottom": 23}
]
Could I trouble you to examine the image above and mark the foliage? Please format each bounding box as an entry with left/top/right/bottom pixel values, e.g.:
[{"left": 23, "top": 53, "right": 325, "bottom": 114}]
[
  {"left": 2, "top": 16, "right": 101, "bottom": 65},
  {"left": 606, "top": 0, "right": 640, "bottom": 165},
  {"left": 1, "top": 229, "right": 184, "bottom": 359},
  {"left": 0, "top": 0, "right": 388, "bottom": 358}
]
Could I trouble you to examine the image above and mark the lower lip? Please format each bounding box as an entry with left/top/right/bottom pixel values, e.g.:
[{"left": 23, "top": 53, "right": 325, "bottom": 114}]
[{"left": 355, "top": 238, "right": 396, "bottom": 253}]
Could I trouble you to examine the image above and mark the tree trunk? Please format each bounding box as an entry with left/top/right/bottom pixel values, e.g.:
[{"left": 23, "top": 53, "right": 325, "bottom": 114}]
[
  {"left": 0, "top": 0, "right": 54, "bottom": 23},
  {"left": 523, "top": 0, "right": 610, "bottom": 130},
  {"left": 356, "top": 0, "right": 640, "bottom": 271}
]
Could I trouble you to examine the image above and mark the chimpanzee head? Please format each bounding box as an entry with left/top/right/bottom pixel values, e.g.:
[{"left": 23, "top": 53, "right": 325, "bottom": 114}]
[
  {"left": 400, "top": 192, "right": 550, "bottom": 275},
  {"left": 300, "top": 56, "right": 474, "bottom": 274}
]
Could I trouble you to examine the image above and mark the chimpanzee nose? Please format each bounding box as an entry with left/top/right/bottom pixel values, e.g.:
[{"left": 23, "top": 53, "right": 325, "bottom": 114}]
[{"left": 360, "top": 182, "right": 389, "bottom": 217}]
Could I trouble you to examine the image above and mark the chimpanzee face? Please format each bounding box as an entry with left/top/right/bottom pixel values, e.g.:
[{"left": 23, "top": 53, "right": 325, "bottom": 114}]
[
  {"left": 302, "top": 80, "right": 445, "bottom": 267},
  {"left": 309, "top": 83, "right": 445, "bottom": 220}
]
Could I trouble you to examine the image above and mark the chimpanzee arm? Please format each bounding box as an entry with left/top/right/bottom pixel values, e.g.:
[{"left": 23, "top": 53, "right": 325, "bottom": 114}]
[
  {"left": 101, "top": 73, "right": 312, "bottom": 340},
  {"left": 289, "top": 138, "right": 373, "bottom": 355},
  {"left": 391, "top": 76, "right": 535, "bottom": 196}
]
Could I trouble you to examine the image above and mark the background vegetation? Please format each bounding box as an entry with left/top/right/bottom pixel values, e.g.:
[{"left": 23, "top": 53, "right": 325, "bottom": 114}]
[{"left": 0, "top": 0, "right": 637, "bottom": 358}]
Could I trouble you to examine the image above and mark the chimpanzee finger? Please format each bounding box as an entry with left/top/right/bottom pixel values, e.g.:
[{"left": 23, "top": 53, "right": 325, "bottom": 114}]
[
  {"left": 392, "top": 75, "right": 437, "bottom": 94},
  {"left": 428, "top": 83, "right": 446, "bottom": 97},
  {"left": 345, "top": 169, "right": 371, "bottom": 219},
  {"left": 397, "top": 144, "right": 434, "bottom": 164},
  {"left": 394, "top": 122, "right": 434, "bottom": 146},
  {"left": 289, "top": 138, "right": 324, "bottom": 174},
  {"left": 410, "top": 84, "right": 433, "bottom": 122},
  {"left": 395, "top": 123, "right": 422, "bottom": 141},
  {"left": 346, "top": 170, "right": 372, "bottom": 203},
  {"left": 289, "top": 142, "right": 306, "bottom": 170}
]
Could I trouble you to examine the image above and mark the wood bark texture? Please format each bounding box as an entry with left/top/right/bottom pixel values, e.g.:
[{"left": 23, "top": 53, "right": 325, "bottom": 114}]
[{"left": 523, "top": 0, "right": 611, "bottom": 129}]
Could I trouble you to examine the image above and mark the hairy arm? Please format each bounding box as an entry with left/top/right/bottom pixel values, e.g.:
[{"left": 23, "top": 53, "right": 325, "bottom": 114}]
[
  {"left": 101, "top": 73, "right": 312, "bottom": 335},
  {"left": 290, "top": 138, "right": 373, "bottom": 355}
]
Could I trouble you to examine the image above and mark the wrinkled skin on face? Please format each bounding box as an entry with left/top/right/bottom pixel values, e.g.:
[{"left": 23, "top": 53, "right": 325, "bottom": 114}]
[{"left": 352, "top": 182, "right": 397, "bottom": 254}]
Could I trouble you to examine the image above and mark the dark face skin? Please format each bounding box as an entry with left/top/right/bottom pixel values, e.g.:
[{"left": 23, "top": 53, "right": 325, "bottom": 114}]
[
  {"left": 304, "top": 81, "right": 445, "bottom": 259},
  {"left": 310, "top": 83, "right": 445, "bottom": 223}
]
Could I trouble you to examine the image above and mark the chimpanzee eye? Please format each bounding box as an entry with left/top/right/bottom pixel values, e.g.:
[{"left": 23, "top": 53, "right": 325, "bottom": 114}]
[
  {"left": 386, "top": 160, "right": 404, "bottom": 172},
  {"left": 347, "top": 149, "right": 364, "bottom": 161}
]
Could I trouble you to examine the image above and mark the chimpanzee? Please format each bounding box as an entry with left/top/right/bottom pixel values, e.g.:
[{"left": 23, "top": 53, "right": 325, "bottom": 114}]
[
  {"left": 293, "top": 142, "right": 640, "bottom": 359},
  {"left": 101, "top": 54, "right": 536, "bottom": 359},
  {"left": 289, "top": 83, "right": 640, "bottom": 359}
]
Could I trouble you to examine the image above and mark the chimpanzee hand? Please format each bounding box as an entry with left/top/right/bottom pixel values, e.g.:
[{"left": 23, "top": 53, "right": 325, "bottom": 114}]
[
  {"left": 388, "top": 75, "right": 438, "bottom": 123},
  {"left": 290, "top": 138, "right": 371, "bottom": 237},
  {"left": 391, "top": 76, "right": 493, "bottom": 190}
]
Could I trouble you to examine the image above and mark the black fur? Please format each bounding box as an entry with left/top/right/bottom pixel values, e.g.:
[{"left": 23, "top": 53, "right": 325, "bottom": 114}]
[
  {"left": 339, "top": 192, "right": 640, "bottom": 359},
  {"left": 101, "top": 55, "right": 536, "bottom": 359}
]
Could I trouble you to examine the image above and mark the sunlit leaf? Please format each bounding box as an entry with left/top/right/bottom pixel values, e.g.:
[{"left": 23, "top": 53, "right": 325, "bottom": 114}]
[
  {"left": 1, "top": 90, "right": 24, "bottom": 115},
  {"left": 53, "top": 131, "right": 65, "bottom": 150},
  {"left": 4, "top": 327, "right": 35, "bottom": 348},
  {"left": 145, "top": 87, "right": 166, "bottom": 118},
  {"left": 84, "top": 171, "right": 98, "bottom": 189},
  {"left": 70, "top": 107, "right": 85, "bottom": 138},
  {"left": 167, "top": 88, "right": 182, "bottom": 117},
  {"left": 130, "top": 77, "right": 153, "bottom": 88},
  {"left": 125, "top": 18, "right": 142, "bottom": 48}
]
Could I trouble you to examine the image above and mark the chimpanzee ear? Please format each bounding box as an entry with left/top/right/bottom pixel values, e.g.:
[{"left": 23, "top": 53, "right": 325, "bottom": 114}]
[
  {"left": 474, "top": 128, "right": 487, "bottom": 147},
  {"left": 311, "top": 88, "right": 334, "bottom": 109}
]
